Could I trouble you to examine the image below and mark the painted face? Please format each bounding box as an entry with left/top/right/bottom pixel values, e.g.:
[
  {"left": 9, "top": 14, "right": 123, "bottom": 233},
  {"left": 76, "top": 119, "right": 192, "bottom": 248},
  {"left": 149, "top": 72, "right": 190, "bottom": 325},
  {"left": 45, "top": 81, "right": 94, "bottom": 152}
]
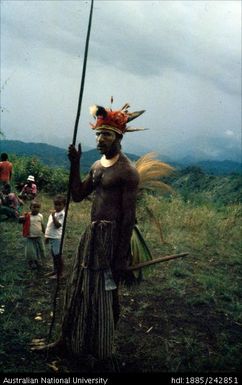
[{"left": 96, "top": 129, "right": 117, "bottom": 155}]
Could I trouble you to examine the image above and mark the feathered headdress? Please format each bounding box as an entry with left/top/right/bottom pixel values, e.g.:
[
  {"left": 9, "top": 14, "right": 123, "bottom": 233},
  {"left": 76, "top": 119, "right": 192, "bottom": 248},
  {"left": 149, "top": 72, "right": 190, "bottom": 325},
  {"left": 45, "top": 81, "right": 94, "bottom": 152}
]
[{"left": 89, "top": 101, "right": 147, "bottom": 135}]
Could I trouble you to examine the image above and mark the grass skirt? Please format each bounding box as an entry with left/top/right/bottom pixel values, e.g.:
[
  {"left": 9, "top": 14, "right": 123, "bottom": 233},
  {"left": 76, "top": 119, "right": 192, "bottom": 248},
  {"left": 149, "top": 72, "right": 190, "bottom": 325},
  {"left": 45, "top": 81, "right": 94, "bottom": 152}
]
[{"left": 61, "top": 221, "right": 116, "bottom": 359}]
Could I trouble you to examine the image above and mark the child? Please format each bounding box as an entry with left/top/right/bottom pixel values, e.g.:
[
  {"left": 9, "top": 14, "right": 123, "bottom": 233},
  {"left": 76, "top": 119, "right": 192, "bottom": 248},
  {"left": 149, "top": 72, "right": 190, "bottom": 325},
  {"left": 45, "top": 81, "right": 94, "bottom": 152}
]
[
  {"left": 45, "top": 195, "right": 66, "bottom": 279},
  {"left": 19, "top": 201, "right": 46, "bottom": 269},
  {"left": 0, "top": 184, "right": 23, "bottom": 221},
  {"left": 19, "top": 175, "right": 37, "bottom": 201}
]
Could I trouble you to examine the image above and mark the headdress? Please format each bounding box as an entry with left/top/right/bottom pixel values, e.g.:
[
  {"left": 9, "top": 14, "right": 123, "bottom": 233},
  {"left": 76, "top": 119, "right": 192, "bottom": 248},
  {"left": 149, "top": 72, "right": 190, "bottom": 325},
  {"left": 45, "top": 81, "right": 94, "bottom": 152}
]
[{"left": 89, "top": 102, "right": 146, "bottom": 135}]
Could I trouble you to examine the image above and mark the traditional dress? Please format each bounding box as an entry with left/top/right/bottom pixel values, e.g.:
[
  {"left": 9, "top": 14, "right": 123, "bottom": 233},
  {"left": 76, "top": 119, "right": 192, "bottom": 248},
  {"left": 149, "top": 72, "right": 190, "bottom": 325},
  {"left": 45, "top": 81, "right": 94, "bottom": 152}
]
[
  {"left": 60, "top": 102, "right": 146, "bottom": 360},
  {"left": 62, "top": 221, "right": 119, "bottom": 359}
]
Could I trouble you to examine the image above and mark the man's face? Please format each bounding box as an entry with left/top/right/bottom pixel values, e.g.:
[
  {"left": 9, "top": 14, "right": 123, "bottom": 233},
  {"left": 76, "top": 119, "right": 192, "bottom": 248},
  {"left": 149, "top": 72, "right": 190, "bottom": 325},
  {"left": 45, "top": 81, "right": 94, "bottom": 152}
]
[{"left": 96, "top": 129, "right": 117, "bottom": 155}]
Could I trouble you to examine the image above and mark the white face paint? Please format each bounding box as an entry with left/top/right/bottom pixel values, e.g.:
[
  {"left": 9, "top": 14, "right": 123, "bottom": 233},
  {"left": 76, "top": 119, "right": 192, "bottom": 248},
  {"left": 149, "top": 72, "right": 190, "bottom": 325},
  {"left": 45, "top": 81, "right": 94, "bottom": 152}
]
[{"left": 96, "top": 129, "right": 117, "bottom": 155}]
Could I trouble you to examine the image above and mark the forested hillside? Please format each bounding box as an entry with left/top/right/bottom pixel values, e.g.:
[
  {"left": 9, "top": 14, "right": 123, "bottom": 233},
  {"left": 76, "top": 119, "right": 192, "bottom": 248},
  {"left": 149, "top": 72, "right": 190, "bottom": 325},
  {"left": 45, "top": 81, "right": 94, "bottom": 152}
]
[
  {"left": 0, "top": 140, "right": 138, "bottom": 172},
  {"left": 167, "top": 166, "right": 242, "bottom": 205},
  {"left": 1, "top": 139, "right": 241, "bottom": 175},
  {"left": 5, "top": 154, "right": 242, "bottom": 205}
]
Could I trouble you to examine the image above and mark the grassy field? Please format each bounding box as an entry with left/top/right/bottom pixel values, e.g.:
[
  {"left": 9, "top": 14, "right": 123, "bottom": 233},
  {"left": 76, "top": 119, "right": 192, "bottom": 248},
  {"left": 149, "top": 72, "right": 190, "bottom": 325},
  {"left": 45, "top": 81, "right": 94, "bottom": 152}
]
[{"left": 0, "top": 193, "right": 241, "bottom": 374}]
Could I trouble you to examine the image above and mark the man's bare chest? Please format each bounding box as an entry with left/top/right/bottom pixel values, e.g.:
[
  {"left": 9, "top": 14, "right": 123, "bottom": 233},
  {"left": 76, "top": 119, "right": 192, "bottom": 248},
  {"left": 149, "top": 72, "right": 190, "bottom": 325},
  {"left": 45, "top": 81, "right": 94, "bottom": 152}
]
[{"left": 92, "top": 167, "right": 123, "bottom": 190}]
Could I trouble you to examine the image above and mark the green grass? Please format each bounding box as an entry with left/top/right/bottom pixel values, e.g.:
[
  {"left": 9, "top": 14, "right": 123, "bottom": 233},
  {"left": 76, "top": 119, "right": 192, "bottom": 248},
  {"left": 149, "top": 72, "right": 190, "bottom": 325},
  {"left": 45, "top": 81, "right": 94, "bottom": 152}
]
[{"left": 0, "top": 193, "right": 241, "bottom": 373}]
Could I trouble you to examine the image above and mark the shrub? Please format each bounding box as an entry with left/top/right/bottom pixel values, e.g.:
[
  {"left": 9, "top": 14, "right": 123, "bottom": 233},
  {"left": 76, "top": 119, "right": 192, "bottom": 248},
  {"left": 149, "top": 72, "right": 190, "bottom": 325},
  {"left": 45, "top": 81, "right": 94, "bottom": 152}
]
[{"left": 10, "top": 155, "right": 69, "bottom": 194}]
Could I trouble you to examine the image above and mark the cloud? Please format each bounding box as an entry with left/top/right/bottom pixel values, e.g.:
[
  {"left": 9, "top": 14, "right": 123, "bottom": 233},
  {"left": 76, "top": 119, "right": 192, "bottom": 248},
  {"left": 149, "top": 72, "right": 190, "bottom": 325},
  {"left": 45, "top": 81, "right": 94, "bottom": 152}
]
[
  {"left": 2, "top": 1, "right": 240, "bottom": 95},
  {"left": 89, "top": 1, "right": 241, "bottom": 95},
  {"left": 225, "top": 130, "right": 235, "bottom": 137},
  {"left": 1, "top": 0, "right": 241, "bottom": 161}
]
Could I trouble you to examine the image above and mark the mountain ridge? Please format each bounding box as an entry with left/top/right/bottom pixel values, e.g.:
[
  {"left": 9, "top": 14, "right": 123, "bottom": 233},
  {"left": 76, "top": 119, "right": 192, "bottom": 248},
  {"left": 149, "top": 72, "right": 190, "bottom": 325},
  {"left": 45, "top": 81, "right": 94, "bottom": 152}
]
[{"left": 1, "top": 139, "right": 241, "bottom": 175}]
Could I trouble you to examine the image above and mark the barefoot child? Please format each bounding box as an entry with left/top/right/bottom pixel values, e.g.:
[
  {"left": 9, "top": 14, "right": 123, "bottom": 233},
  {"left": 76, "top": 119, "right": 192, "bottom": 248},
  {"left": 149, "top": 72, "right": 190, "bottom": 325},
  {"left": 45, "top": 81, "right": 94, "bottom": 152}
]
[
  {"left": 45, "top": 195, "right": 66, "bottom": 278},
  {"left": 19, "top": 201, "right": 46, "bottom": 269}
]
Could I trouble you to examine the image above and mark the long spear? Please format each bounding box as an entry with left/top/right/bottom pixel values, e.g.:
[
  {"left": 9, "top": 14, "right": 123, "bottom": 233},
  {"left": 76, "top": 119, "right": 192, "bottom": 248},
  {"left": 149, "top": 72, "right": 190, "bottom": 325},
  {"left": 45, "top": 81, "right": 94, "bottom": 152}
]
[{"left": 47, "top": 0, "right": 94, "bottom": 343}]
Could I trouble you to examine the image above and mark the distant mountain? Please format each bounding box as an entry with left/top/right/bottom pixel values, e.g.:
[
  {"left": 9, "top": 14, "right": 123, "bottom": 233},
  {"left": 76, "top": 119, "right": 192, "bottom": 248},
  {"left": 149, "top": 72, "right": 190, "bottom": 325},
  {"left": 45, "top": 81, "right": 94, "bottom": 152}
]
[
  {"left": 1, "top": 140, "right": 241, "bottom": 175},
  {"left": 0, "top": 140, "right": 69, "bottom": 168},
  {"left": 0, "top": 140, "right": 138, "bottom": 172},
  {"left": 188, "top": 160, "right": 242, "bottom": 175}
]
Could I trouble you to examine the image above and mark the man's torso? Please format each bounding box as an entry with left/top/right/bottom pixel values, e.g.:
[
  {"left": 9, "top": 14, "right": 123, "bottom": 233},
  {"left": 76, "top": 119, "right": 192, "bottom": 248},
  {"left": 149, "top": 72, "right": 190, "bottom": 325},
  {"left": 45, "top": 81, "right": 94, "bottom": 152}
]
[
  {"left": 90, "top": 153, "right": 139, "bottom": 222},
  {"left": 0, "top": 161, "right": 12, "bottom": 182}
]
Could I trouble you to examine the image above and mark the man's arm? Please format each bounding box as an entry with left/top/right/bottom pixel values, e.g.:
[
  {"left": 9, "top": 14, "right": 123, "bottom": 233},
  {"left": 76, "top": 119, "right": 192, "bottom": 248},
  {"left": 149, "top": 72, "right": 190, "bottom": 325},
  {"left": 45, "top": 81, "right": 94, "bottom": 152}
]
[
  {"left": 68, "top": 144, "right": 94, "bottom": 201},
  {"left": 114, "top": 171, "right": 139, "bottom": 270}
]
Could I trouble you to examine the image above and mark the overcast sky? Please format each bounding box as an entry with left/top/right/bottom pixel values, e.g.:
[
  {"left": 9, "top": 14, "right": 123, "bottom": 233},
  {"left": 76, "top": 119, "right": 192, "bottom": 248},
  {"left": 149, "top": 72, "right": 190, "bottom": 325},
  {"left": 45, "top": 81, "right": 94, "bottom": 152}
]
[{"left": 1, "top": 0, "right": 241, "bottom": 161}]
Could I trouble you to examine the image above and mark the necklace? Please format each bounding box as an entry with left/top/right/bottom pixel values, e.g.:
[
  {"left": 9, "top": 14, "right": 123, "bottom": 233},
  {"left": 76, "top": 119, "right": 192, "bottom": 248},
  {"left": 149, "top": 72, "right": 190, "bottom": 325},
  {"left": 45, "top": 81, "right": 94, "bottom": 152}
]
[{"left": 100, "top": 153, "right": 120, "bottom": 167}]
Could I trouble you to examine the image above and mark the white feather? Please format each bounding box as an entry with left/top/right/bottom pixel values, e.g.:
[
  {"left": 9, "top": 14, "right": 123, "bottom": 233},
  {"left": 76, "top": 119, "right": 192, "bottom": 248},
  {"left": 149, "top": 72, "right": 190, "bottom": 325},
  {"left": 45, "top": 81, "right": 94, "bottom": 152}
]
[{"left": 89, "top": 105, "right": 98, "bottom": 117}]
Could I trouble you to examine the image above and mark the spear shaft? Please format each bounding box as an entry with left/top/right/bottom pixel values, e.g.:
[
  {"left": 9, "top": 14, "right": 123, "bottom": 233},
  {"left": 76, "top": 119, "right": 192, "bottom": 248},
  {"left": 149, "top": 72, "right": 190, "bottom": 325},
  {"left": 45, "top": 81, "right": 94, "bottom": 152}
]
[
  {"left": 61, "top": 0, "right": 94, "bottom": 258},
  {"left": 48, "top": 0, "right": 94, "bottom": 343}
]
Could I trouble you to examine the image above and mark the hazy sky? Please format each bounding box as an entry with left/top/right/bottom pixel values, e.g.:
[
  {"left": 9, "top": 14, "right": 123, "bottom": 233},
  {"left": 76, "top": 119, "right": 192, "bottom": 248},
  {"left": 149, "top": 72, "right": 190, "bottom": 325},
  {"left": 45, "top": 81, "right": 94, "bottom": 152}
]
[{"left": 1, "top": 0, "right": 241, "bottom": 161}]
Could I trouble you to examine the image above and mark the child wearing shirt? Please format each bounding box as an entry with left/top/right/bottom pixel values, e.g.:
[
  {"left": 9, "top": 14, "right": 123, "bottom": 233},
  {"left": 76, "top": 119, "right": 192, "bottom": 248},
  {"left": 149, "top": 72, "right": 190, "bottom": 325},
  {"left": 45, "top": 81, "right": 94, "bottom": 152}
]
[
  {"left": 45, "top": 195, "right": 66, "bottom": 279},
  {"left": 19, "top": 201, "right": 46, "bottom": 269},
  {"left": 19, "top": 175, "right": 37, "bottom": 201}
]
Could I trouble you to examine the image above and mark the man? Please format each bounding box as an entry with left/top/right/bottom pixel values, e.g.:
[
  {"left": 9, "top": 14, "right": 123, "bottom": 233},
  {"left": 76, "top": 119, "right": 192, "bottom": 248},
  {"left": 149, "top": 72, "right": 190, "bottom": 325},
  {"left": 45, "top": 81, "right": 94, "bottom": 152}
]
[
  {"left": 51, "top": 103, "right": 145, "bottom": 361},
  {"left": 0, "top": 153, "right": 13, "bottom": 187}
]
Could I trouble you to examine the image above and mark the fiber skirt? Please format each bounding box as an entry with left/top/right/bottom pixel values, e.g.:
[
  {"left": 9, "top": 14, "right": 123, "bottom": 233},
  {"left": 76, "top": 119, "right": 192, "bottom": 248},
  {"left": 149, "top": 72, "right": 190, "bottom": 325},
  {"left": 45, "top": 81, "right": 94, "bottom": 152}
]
[{"left": 61, "top": 221, "right": 117, "bottom": 359}]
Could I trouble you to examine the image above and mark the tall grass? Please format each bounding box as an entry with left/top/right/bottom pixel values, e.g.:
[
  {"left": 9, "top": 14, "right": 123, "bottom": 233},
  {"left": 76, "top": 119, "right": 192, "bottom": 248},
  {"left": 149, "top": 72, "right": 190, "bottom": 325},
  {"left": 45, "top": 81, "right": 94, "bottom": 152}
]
[{"left": 0, "top": 193, "right": 241, "bottom": 373}]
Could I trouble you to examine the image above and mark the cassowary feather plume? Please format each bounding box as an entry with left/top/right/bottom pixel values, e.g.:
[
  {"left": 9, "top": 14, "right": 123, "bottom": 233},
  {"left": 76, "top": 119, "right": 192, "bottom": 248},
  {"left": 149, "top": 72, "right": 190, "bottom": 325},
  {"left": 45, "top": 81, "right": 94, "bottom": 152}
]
[
  {"left": 129, "top": 152, "right": 175, "bottom": 278},
  {"left": 135, "top": 152, "right": 175, "bottom": 194}
]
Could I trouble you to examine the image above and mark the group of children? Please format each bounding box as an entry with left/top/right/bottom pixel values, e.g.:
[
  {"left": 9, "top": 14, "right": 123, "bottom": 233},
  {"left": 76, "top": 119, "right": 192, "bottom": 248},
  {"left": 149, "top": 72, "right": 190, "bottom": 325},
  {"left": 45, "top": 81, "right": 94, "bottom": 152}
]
[
  {"left": 19, "top": 195, "right": 66, "bottom": 279},
  {"left": 1, "top": 152, "right": 66, "bottom": 278}
]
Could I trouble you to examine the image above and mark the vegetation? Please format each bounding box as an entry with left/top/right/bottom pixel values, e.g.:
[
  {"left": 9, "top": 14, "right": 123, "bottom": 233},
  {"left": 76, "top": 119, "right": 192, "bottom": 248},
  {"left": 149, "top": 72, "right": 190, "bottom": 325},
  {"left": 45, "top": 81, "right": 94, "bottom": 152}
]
[
  {"left": 3, "top": 153, "right": 242, "bottom": 206},
  {"left": 167, "top": 166, "right": 242, "bottom": 206},
  {"left": 10, "top": 155, "right": 69, "bottom": 195},
  {"left": 0, "top": 155, "right": 241, "bottom": 374}
]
